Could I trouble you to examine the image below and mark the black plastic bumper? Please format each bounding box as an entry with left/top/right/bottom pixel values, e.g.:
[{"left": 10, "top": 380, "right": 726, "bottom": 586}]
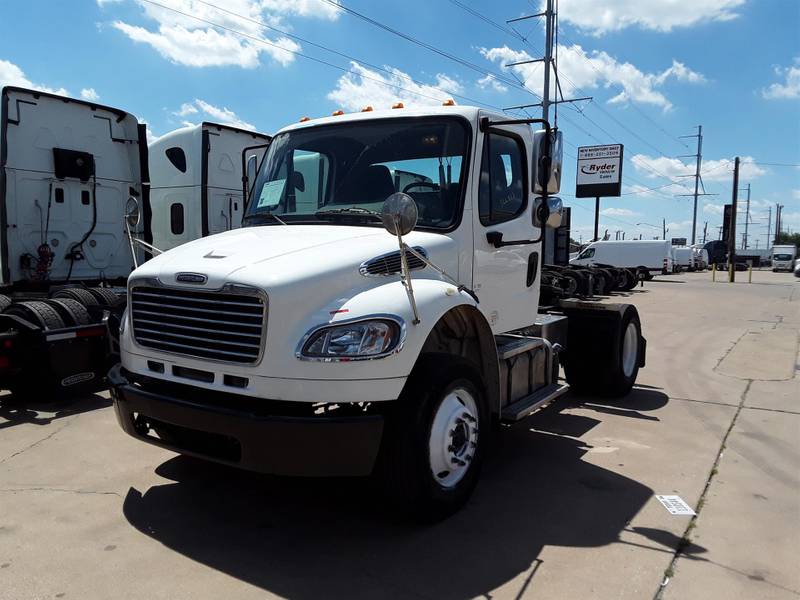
[{"left": 108, "top": 364, "right": 384, "bottom": 477}]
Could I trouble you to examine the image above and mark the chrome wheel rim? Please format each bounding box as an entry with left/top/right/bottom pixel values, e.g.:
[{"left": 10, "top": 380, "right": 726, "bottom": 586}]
[
  {"left": 622, "top": 322, "right": 638, "bottom": 377},
  {"left": 428, "top": 387, "right": 479, "bottom": 488}
]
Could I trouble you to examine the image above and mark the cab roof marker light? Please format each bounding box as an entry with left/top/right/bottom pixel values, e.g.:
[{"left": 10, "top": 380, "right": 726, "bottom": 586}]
[
  {"left": 361, "top": 105, "right": 374, "bottom": 112},
  {"left": 392, "top": 102, "right": 404, "bottom": 109},
  {"left": 299, "top": 116, "right": 311, "bottom": 122},
  {"left": 332, "top": 110, "right": 345, "bottom": 116},
  {"left": 442, "top": 99, "right": 456, "bottom": 106}
]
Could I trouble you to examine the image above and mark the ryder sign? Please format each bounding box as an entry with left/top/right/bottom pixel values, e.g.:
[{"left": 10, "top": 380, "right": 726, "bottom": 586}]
[{"left": 576, "top": 144, "right": 624, "bottom": 197}]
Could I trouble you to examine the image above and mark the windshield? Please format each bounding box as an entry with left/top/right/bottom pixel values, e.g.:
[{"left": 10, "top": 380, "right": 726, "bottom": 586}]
[
  {"left": 245, "top": 118, "right": 469, "bottom": 229},
  {"left": 774, "top": 253, "right": 792, "bottom": 260}
]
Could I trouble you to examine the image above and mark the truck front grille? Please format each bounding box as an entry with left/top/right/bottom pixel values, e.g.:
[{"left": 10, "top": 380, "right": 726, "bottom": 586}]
[{"left": 130, "top": 286, "right": 265, "bottom": 363}]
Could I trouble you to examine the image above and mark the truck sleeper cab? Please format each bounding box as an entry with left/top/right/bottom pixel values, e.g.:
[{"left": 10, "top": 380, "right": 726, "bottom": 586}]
[{"left": 110, "top": 105, "right": 646, "bottom": 520}]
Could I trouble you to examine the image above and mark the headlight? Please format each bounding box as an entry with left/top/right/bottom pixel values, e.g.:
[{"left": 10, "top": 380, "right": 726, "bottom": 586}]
[{"left": 299, "top": 318, "right": 403, "bottom": 360}]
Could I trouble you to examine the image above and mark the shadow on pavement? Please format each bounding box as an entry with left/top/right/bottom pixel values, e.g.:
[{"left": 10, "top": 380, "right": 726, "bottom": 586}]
[
  {"left": 0, "top": 393, "right": 110, "bottom": 430},
  {"left": 123, "top": 402, "right": 664, "bottom": 599}
]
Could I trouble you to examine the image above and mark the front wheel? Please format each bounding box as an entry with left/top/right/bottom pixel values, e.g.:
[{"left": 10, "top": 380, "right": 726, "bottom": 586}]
[{"left": 380, "top": 355, "right": 488, "bottom": 522}]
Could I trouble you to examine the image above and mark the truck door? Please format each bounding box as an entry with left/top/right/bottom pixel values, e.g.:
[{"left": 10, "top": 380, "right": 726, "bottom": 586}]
[{"left": 472, "top": 121, "right": 540, "bottom": 333}]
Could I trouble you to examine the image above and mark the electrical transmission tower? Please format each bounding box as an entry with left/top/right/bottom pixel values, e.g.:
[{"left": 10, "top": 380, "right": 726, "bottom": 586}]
[
  {"left": 502, "top": 0, "right": 592, "bottom": 122},
  {"left": 676, "top": 126, "right": 716, "bottom": 245}
]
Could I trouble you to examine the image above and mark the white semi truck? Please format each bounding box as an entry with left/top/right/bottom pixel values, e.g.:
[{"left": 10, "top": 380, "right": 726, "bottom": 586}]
[
  {"left": 149, "top": 122, "right": 270, "bottom": 252},
  {"left": 0, "top": 86, "right": 149, "bottom": 395},
  {"left": 110, "top": 105, "right": 647, "bottom": 519}
]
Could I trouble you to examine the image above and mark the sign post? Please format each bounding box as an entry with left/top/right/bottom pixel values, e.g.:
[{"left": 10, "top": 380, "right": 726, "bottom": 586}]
[{"left": 576, "top": 144, "right": 624, "bottom": 241}]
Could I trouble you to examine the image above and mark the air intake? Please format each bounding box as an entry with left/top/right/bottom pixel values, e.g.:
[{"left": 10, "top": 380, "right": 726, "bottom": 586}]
[{"left": 360, "top": 247, "right": 427, "bottom": 277}]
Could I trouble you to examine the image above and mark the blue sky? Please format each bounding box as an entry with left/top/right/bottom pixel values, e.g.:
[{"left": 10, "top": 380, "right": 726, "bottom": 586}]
[{"left": 1, "top": 0, "right": 798, "bottom": 245}]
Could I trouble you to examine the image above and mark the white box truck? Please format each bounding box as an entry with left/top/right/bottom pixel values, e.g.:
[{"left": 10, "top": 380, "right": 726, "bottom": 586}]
[
  {"left": 149, "top": 122, "right": 270, "bottom": 252},
  {"left": 569, "top": 240, "right": 672, "bottom": 279},
  {"left": 772, "top": 245, "right": 797, "bottom": 272},
  {"left": 0, "top": 86, "right": 150, "bottom": 395},
  {"left": 110, "top": 106, "right": 647, "bottom": 520},
  {"left": 671, "top": 246, "right": 695, "bottom": 272}
]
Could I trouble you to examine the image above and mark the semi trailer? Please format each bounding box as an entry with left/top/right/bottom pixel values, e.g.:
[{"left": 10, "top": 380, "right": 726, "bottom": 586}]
[
  {"left": 149, "top": 122, "right": 270, "bottom": 252},
  {"left": 0, "top": 86, "right": 149, "bottom": 395},
  {"left": 109, "top": 104, "right": 647, "bottom": 519}
]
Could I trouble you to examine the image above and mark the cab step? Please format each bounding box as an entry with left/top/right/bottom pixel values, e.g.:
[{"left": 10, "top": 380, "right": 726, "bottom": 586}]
[{"left": 500, "top": 382, "right": 570, "bottom": 422}]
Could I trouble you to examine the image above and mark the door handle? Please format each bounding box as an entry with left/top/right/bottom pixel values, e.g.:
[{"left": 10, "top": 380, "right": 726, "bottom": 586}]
[{"left": 486, "top": 231, "right": 540, "bottom": 248}]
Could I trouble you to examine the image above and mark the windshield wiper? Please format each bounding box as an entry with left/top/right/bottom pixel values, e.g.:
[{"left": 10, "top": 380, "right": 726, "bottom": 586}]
[
  {"left": 315, "top": 207, "right": 382, "bottom": 221},
  {"left": 243, "top": 212, "right": 287, "bottom": 225}
]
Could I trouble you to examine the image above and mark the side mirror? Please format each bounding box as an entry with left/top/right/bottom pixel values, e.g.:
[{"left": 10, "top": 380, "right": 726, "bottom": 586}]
[
  {"left": 381, "top": 192, "right": 418, "bottom": 236},
  {"left": 290, "top": 170, "right": 305, "bottom": 193},
  {"left": 532, "top": 129, "right": 563, "bottom": 194},
  {"left": 533, "top": 196, "right": 563, "bottom": 229},
  {"left": 125, "top": 196, "right": 141, "bottom": 229},
  {"left": 245, "top": 154, "right": 258, "bottom": 199}
]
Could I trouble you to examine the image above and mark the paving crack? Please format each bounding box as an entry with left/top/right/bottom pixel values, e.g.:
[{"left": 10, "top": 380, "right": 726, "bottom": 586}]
[
  {"left": 654, "top": 380, "right": 753, "bottom": 600},
  {"left": 0, "top": 419, "right": 73, "bottom": 465},
  {"left": 0, "top": 486, "right": 120, "bottom": 497}
]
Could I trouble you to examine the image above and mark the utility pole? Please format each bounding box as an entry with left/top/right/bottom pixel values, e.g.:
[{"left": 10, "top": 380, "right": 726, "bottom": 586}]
[
  {"left": 702, "top": 221, "right": 708, "bottom": 244},
  {"left": 742, "top": 183, "right": 751, "bottom": 249},
  {"left": 729, "top": 157, "right": 740, "bottom": 282},
  {"left": 766, "top": 206, "right": 771, "bottom": 248},
  {"left": 662, "top": 218, "right": 666, "bottom": 241},
  {"left": 775, "top": 203, "right": 783, "bottom": 244},
  {"left": 677, "top": 126, "right": 713, "bottom": 245}
]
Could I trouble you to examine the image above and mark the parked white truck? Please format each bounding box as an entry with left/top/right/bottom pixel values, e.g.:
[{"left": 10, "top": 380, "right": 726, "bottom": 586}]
[
  {"left": 149, "top": 122, "right": 270, "bottom": 252},
  {"left": 772, "top": 245, "right": 797, "bottom": 272},
  {"left": 671, "top": 246, "right": 696, "bottom": 272},
  {"left": 570, "top": 239, "right": 672, "bottom": 279},
  {"left": 110, "top": 105, "right": 647, "bottom": 519},
  {"left": 0, "top": 86, "right": 149, "bottom": 394}
]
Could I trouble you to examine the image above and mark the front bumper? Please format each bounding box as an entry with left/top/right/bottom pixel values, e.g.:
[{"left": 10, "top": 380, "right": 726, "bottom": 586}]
[{"left": 108, "top": 364, "right": 384, "bottom": 477}]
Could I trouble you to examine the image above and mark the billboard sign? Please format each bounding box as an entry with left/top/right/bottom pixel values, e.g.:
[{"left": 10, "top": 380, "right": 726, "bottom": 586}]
[
  {"left": 576, "top": 144, "right": 624, "bottom": 198},
  {"left": 671, "top": 237, "right": 687, "bottom": 246}
]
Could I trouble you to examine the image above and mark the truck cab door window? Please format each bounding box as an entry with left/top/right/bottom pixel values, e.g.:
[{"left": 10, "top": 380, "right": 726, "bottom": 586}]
[
  {"left": 479, "top": 133, "right": 525, "bottom": 225},
  {"left": 579, "top": 248, "right": 595, "bottom": 259}
]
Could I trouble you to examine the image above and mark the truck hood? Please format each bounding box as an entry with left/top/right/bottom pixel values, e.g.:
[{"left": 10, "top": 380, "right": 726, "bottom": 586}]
[{"left": 131, "top": 225, "right": 459, "bottom": 292}]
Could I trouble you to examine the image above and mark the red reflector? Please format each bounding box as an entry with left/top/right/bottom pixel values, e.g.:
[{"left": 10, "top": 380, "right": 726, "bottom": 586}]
[
  {"left": 76, "top": 327, "right": 106, "bottom": 338},
  {"left": 0, "top": 357, "right": 9, "bottom": 369},
  {"left": 3, "top": 339, "right": 12, "bottom": 349}
]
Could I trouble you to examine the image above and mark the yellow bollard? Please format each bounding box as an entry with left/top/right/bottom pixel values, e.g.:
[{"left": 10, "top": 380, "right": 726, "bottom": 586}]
[
  {"left": 712, "top": 263, "right": 716, "bottom": 282},
  {"left": 729, "top": 263, "right": 734, "bottom": 283}
]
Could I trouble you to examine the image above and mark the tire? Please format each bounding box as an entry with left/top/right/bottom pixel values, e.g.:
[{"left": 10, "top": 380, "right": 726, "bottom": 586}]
[
  {"left": 4, "top": 300, "right": 66, "bottom": 330},
  {"left": 380, "top": 354, "right": 488, "bottom": 522},
  {"left": 45, "top": 298, "right": 92, "bottom": 326},
  {"left": 0, "top": 294, "right": 11, "bottom": 313},
  {"left": 621, "top": 269, "right": 638, "bottom": 291},
  {"left": 88, "top": 287, "right": 122, "bottom": 307},
  {"left": 559, "top": 271, "right": 579, "bottom": 296},
  {"left": 52, "top": 287, "right": 100, "bottom": 308},
  {"left": 562, "top": 305, "right": 643, "bottom": 398}
]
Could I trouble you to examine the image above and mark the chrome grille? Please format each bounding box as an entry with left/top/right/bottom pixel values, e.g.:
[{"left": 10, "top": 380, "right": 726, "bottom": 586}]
[
  {"left": 130, "top": 285, "right": 265, "bottom": 363},
  {"left": 360, "top": 247, "right": 427, "bottom": 276}
]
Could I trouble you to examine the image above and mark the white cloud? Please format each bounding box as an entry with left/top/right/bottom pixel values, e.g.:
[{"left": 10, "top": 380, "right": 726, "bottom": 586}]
[
  {"left": 762, "top": 59, "right": 800, "bottom": 100},
  {"left": 631, "top": 154, "right": 766, "bottom": 182},
  {"left": 601, "top": 207, "right": 639, "bottom": 217},
  {"left": 327, "top": 62, "right": 462, "bottom": 111},
  {"left": 552, "top": 0, "right": 745, "bottom": 35},
  {"left": 104, "top": 0, "right": 323, "bottom": 69},
  {"left": 792, "top": 190, "right": 800, "bottom": 200},
  {"left": 0, "top": 59, "right": 68, "bottom": 95},
  {"left": 480, "top": 45, "right": 704, "bottom": 110},
  {"left": 703, "top": 203, "right": 724, "bottom": 215},
  {"left": 477, "top": 74, "right": 508, "bottom": 93},
  {"left": 624, "top": 182, "right": 686, "bottom": 198},
  {"left": 174, "top": 99, "right": 256, "bottom": 130},
  {"left": 80, "top": 87, "right": 100, "bottom": 101}
]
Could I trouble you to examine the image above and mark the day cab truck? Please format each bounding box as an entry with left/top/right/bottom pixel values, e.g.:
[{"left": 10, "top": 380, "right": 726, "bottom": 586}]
[
  {"left": 772, "top": 245, "right": 797, "bottom": 272},
  {"left": 109, "top": 104, "right": 647, "bottom": 519},
  {"left": 0, "top": 86, "right": 150, "bottom": 395}
]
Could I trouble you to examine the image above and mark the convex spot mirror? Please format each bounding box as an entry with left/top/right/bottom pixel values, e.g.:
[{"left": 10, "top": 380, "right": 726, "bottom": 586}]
[
  {"left": 532, "top": 129, "right": 563, "bottom": 195},
  {"left": 125, "top": 196, "right": 141, "bottom": 229},
  {"left": 381, "top": 192, "right": 418, "bottom": 236},
  {"left": 533, "top": 196, "right": 563, "bottom": 229}
]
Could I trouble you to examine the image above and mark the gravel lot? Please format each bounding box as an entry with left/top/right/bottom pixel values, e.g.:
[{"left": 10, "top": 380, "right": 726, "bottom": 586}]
[{"left": 1, "top": 270, "right": 798, "bottom": 600}]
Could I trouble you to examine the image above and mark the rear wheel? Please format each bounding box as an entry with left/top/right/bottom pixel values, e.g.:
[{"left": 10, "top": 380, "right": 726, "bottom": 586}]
[
  {"left": 88, "top": 287, "right": 122, "bottom": 307},
  {"left": 45, "top": 298, "right": 92, "bottom": 326},
  {"left": 562, "top": 305, "right": 643, "bottom": 398},
  {"left": 380, "top": 355, "right": 488, "bottom": 522},
  {"left": 4, "top": 301, "right": 66, "bottom": 330},
  {"left": 52, "top": 287, "right": 100, "bottom": 308}
]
